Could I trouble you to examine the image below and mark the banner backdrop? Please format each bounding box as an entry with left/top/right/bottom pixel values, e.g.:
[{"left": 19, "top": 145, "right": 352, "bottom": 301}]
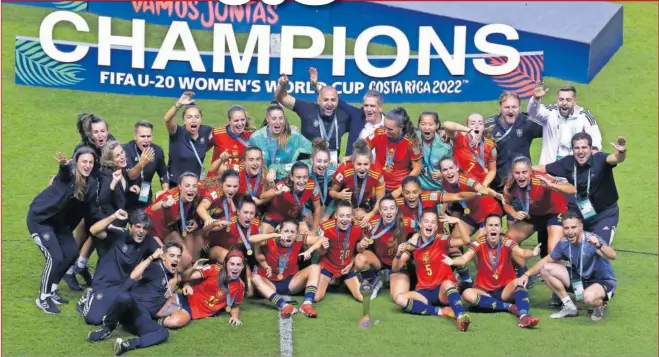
[{"left": 14, "top": 36, "right": 544, "bottom": 103}]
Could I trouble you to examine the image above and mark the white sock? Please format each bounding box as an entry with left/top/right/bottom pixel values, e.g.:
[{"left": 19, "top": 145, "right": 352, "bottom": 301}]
[
  {"left": 561, "top": 296, "right": 575, "bottom": 309},
  {"left": 66, "top": 266, "right": 75, "bottom": 275},
  {"left": 76, "top": 257, "right": 88, "bottom": 269},
  {"left": 302, "top": 301, "right": 312, "bottom": 305},
  {"left": 52, "top": 284, "right": 59, "bottom": 292}
]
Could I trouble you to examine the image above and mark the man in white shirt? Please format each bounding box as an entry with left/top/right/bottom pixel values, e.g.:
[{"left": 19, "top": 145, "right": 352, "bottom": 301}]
[{"left": 528, "top": 83, "right": 603, "bottom": 165}]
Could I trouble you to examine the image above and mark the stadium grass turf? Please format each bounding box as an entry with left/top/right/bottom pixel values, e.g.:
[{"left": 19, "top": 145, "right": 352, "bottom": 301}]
[{"left": 1, "top": 3, "right": 657, "bottom": 356}]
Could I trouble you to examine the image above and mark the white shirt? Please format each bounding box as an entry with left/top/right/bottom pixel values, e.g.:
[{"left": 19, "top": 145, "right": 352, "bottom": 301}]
[
  {"left": 359, "top": 114, "right": 385, "bottom": 139},
  {"left": 527, "top": 98, "right": 603, "bottom": 165}
]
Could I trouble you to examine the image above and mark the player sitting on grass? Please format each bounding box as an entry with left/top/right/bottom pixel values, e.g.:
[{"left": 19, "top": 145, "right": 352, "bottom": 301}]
[
  {"left": 443, "top": 214, "right": 542, "bottom": 328},
  {"left": 250, "top": 219, "right": 328, "bottom": 318},
  {"left": 392, "top": 210, "right": 473, "bottom": 332}
]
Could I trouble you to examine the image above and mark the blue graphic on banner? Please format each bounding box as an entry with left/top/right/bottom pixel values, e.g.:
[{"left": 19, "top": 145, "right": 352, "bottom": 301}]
[
  {"left": 6, "top": 1, "right": 87, "bottom": 11},
  {"left": 14, "top": 36, "right": 544, "bottom": 103}
]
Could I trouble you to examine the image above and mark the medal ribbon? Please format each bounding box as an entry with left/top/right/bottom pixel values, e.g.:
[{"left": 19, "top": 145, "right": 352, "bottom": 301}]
[
  {"left": 246, "top": 169, "right": 262, "bottom": 198},
  {"left": 278, "top": 242, "right": 293, "bottom": 277},
  {"left": 516, "top": 186, "right": 530, "bottom": 212},
  {"left": 488, "top": 241, "right": 503, "bottom": 277},
  {"left": 311, "top": 169, "right": 329, "bottom": 205},
  {"left": 415, "top": 234, "right": 437, "bottom": 249},
  {"left": 222, "top": 281, "right": 237, "bottom": 309},
  {"left": 470, "top": 137, "right": 486, "bottom": 169},
  {"left": 318, "top": 113, "right": 339, "bottom": 152},
  {"left": 370, "top": 219, "right": 396, "bottom": 241},
  {"left": 292, "top": 190, "right": 308, "bottom": 217},
  {"left": 340, "top": 224, "right": 353, "bottom": 264},
  {"left": 226, "top": 124, "right": 250, "bottom": 147},
  {"left": 236, "top": 223, "right": 252, "bottom": 251},
  {"left": 573, "top": 165, "right": 591, "bottom": 200},
  {"left": 353, "top": 174, "right": 367, "bottom": 206},
  {"left": 385, "top": 132, "right": 404, "bottom": 168}
]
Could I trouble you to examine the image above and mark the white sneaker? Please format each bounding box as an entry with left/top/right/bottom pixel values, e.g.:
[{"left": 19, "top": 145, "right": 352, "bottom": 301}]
[
  {"left": 550, "top": 305, "right": 578, "bottom": 319},
  {"left": 370, "top": 278, "right": 383, "bottom": 301},
  {"left": 591, "top": 305, "right": 606, "bottom": 321}
]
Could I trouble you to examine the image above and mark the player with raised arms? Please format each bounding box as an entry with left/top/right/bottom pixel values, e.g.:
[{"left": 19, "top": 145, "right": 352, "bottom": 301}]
[
  {"left": 397, "top": 176, "right": 479, "bottom": 224},
  {"left": 353, "top": 192, "right": 416, "bottom": 300},
  {"left": 315, "top": 200, "right": 369, "bottom": 302},
  {"left": 392, "top": 210, "right": 472, "bottom": 332},
  {"left": 451, "top": 113, "right": 498, "bottom": 187},
  {"left": 330, "top": 139, "right": 385, "bottom": 226},
  {"left": 249, "top": 219, "right": 327, "bottom": 318},
  {"left": 307, "top": 138, "right": 338, "bottom": 222},
  {"left": 259, "top": 161, "right": 322, "bottom": 235},
  {"left": 443, "top": 214, "right": 542, "bottom": 328},
  {"left": 168, "top": 248, "right": 247, "bottom": 328}
]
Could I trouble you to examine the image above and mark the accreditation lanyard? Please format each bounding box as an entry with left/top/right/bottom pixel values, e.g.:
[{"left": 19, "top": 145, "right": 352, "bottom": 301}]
[
  {"left": 226, "top": 125, "right": 250, "bottom": 148},
  {"left": 353, "top": 174, "right": 367, "bottom": 206},
  {"left": 246, "top": 169, "right": 262, "bottom": 198},
  {"left": 573, "top": 165, "right": 591, "bottom": 200},
  {"left": 158, "top": 263, "right": 174, "bottom": 298},
  {"left": 318, "top": 113, "right": 339, "bottom": 152},
  {"left": 311, "top": 169, "right": 329, "bottom": 204},
  {"left": 568, "top": 238, "right": 587, "bottom": 280},
  {"left": 134, "top": 144, "right": 145, "bottom": 180}
]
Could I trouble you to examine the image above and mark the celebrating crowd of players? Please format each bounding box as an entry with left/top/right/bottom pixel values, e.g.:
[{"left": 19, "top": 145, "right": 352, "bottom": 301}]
[{"left": 26, "top": 67, "right": 627, "bottom": 355}]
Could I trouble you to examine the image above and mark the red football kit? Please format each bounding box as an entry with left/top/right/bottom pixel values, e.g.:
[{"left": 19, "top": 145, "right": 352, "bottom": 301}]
[
  {"left": 146, "top": 188, "right": 198, "bottom": 239},
  {"left": 366, "top": 129, "right": 423, "bottom": 191},
  {"left": 412, "top": 234, "right": 457, "bottom": 290},
  {"left": 396, "top": 191, "right": 446, "bottom": 222},
  {"left": 319, "top": 219, "right": 364, "bottom": 277},
  {"left": 209, "top": 125, "right": 254, "bottom": 178},
  {"left": 367, "top": 214, "right": 416, "bottom": 266},
  {"left": 442, "top": 173, "right": 502, "bottom": 224},
  {"left": 469, "top": 235, "right": 518, "bottom": 291},
  {"left": 236, "top": 163, "right": 268, "bottom": 199},
  {"left": 503, "top": 172, "right": 568, "bottom": 216},
  {"left": 263, "top": 180, "right": 320, "bottom": 224},
  {"left": 452, "top": 133, "right": 497, "bottom": 184},
  {"left": 206, "top": 214, "right": 261, "bottom": 250},
  {"left": 186, "top": 264, "right": 245, "bottom": 320},
  {"left": 332, "top": 162, "right": 385, "bottom": 207},
  {"left": 256, "top": 238, "right": 305, "bottom": 282}
]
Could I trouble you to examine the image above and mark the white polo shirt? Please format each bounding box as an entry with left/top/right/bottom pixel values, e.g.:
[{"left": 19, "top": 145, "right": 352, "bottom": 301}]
[{"left": 527, "top": 98, "right": 603, "bottom": 165}]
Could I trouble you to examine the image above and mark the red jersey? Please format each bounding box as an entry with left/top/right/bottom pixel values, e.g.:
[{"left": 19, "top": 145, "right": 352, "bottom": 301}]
[
  {"left": 452, "top": 133, "right": 497, "bottom": 184},
  {"left": 319, "top": 219, "right": 364, "bottom": 277},
  {"left": 469, "top": 235, "right": 518, "bottom": 291},
  {"left": 187, "top": 264, "right": 245, "bottom": 320},
  {"left": 264, "top": 180, "right": 320, "bottom": 223},
  {"left": 396, "top": 191, "right": 445, "bottom": 221},
  {"left": 412, "top": 234, "right": 456, "bottom": 290},
  {"left": 442, "top": 173, "right": 502, "bottom": 224},
  {"left": 146, "top": 188, "right": 197, "bottom": 239},
  {"left": 333, "top": 162, "right": 385, "bottom": 207},
  {"left": 201, "top": 189, "right": 237, "bottom": 222},
  {"left": 206, "top": 214, "right": 261, "bottom": 250},
  {"left": 503, "top": 172, "right": 568, "bottom": 216},
  {"left": 366, "top": 128, "right": 422, "bottom": 190},
  {"left": 367, "top": 215, "right": 416, "bottom": 266},
  {"left": 236, "top": 163, "right": 267, "bottom": 199},
  {"left": 209, "top": 125, "right": 254, "bottom": 178},
  {"left": 257, "top": 238, "right": 305, "bottom": 281}
]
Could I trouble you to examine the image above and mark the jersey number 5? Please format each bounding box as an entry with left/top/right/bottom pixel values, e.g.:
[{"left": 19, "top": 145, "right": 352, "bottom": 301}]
[{"left": 424, "top": 264, "right": 433, "bottom": 276}]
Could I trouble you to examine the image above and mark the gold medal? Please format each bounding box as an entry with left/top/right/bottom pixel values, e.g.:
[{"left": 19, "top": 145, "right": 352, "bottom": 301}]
[
  {"left": 464, "top": 208, "right": 471, "bottom": 215},
  {"left": 226, "top": 306, "right": 231, "bottom": 312},
  {"left": 182, "top": 231, "right": 187, "bottom": 237},
  {"left": 493, "top": 273, "right": 499, "bottom": 280},
  {"left": 277, "top": 274, "right": 284, "bottom": 280},
  {"left": 247, "top": 249, "right": 253, "bottom": 256},
  {"left": 367, "top": 238, "right": 374, "bottom": 245}
]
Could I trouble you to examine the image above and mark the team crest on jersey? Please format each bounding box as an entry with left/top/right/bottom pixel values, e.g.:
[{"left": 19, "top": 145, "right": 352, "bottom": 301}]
[
  {"left": 423, "top": 252, "right": 430, "bottom": 264},
  {"left": 121, "top": 244, "right": 128, "bottom": 253},
  {"left": 200, "top": 137, "right": 206, "bottom": 144},
  {"left": 210, "top": 191, "right": 218, "bottom": 200},
  {"left": 313, "top": 120, "right": 320, "bottom": 128},
  {"left": 161, "top": 277, "right": 167, "bottom": 286},
  {"left": 516, "top": 129, "right": 523, "bottom": 137},
  {"left": 96, "top": 293, "right": 103, "bottom": 300},
  {"left": 42, "top": 233, "right": 50, "bottom": 241},
  {"left": 505, "top": 239, "right": 512, "bottom": 247},
  {"left": 429, "top": 192, "right": 438, "bottom": 201},
  {"left": 412, "top": 145, "right": 420, "bottom": 155}
]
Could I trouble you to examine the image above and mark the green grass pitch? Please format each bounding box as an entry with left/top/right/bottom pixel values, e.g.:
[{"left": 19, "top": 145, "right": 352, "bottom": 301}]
[{"left": 1, "top": 3, "right": 657, "bottom": 356}]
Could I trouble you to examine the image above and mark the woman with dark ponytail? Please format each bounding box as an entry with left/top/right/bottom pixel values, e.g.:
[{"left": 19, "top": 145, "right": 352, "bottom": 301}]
[
  {"left": 365, "top": 107, "right": 423, "bottom": 197},
  {"left": 353, "top": 192, "right": 417, "bottom": 301}
]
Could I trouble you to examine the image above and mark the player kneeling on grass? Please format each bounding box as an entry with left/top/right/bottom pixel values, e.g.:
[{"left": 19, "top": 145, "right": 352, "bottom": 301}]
[
  {"left": 166, "top": 248, "right": 247, "bottom": 327},
  {"left": 442, "top": 214, "right": 541, "bottom": 328},
  {"left": 249, "top": 220, "right": 327, "bottom": 318},
  {"left": 315, "top": 200, "right": 369, "bottom": 302},
  {"left": 392, "top": 210, "right": 472, "bottom": 332},
  {"left": 517, "top": 211, "right": 617, "bottom": 321}
]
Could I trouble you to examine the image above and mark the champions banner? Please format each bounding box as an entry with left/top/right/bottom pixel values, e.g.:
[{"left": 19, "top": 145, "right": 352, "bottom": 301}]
[{"left": 14, "top": 36, "right": 544, "bottom": 103}]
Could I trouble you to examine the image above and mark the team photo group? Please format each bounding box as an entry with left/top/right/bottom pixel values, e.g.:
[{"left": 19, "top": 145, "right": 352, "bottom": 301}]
[{"left": 27, "top": 66, "right": 626, "bottom": 355}]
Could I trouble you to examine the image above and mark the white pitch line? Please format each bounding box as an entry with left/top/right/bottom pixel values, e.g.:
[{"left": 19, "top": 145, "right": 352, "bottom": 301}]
[{"left": 279, "top": 295, "right": 294, "bottom": 357}]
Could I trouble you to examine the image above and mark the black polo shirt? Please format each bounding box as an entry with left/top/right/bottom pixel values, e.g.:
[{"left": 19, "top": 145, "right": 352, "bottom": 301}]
[
  {"left": 485, "top": 113, "right": 543, "bottom": 191},
  {"left": 293, "top": 99, "right": 351, "bottom": 156},
  {"left": 131, "top": 261, "right": 174, "bottom": 318},
  {"left": 168, "top": 125, "right": 213, "bottom": 185},
  {"left": 123, "top": 141, "right": 169, "bottom": 206},
  {"left": 545, "top": 152, "right": 618, "bottom": 213}
]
